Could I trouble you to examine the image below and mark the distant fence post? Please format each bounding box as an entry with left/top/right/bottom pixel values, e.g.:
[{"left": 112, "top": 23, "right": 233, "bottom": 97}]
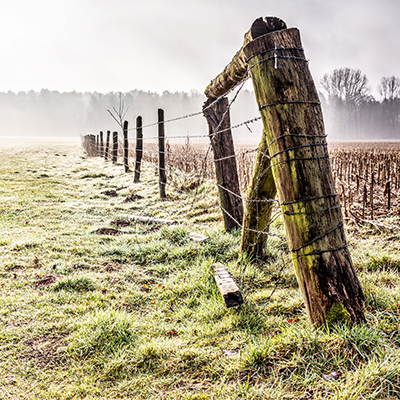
[
  {"left": 96, "top": 134, "right": 99, "bottom": 156},
  {"left": 203, "top": 97, "right": 243, "bottom": 232},
  {"left": 123, "top": 121, "right": 130, "bottom": 172},
  {"left": 105, "top": 130, "right": 110, "bottom": 160},
  {"left": 112, "top": 131, "right": 118, "bottom": 164},
  {"left": 82, "top": 134, "right": 97, "bottom": 157},
  {"left": 134, "top": 116, "right": 143, "bottom": 183},
  {"left": 158, "top": 109, "right": 166, "bottom": 198},
  {"left": 99, "top": 131, "right": 104, "bottom": 157},
  {"left": 242, "top": 18, "right": 365, "bottom": 324}
]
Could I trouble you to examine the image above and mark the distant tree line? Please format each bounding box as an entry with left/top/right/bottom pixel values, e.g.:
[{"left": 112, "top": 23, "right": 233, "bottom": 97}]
[
  {"left": 0, "top": 88, "right": 259, "bottom": 142},
  {"left": 0, "top": 69, "right": 398, "bottom": 141},
  {"left": 319, "top": 68, "right": 400, "bottom": 140},
  {"left": 0, "top": 89, "right": 207, "bottom": 139}
]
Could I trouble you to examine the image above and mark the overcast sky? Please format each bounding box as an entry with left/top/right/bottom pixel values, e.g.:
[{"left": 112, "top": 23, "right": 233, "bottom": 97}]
[{"left": 0, "top": 0, "right": 398, "bottom": 96}]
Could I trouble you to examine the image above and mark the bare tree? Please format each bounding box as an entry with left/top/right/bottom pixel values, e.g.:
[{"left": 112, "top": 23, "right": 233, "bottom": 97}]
[
  {"left": 378, "top": 76, "right": 400, "bottom": 138},
  {"left": 320, "top": 68, "right": 370, "bottom": 138},
  {"left": 378, "top": 76, "right": 400, "bottom": 100},
  {"left": 320, "top": 68, "right": 370, "bottom": 105},
  {"left": 107, "top": 93, "right": 131, "bottom": 171},
  {"left": 108, "top": 92, "right": 129, "bottom": 129}
]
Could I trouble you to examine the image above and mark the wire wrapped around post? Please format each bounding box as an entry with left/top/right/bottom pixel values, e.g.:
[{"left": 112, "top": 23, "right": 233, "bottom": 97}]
[
  {"left": 203, "top": 97, "right": 243, "bottom": 232},
  {"left": 243, "top": 26, "right": 365, "bottom": 325}
]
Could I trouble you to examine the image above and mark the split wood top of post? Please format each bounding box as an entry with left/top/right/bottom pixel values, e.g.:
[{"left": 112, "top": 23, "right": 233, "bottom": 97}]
[{"left": 204, "top": 17, "right": 287, "bottom": 99}]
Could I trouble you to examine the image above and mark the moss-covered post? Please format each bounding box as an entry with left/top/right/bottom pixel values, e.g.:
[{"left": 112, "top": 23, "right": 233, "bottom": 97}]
[
  {"left": 243, "top": 25, "right": 365, "bottom": 324},
  {"left": 203, "top": 97, "right": 243, "bottom": 231},
  {"left": 240, "top": 138, "right": 277, "bottom": 259}
]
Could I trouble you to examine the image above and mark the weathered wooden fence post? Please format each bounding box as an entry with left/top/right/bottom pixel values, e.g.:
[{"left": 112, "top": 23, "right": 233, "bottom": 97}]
[
  {"left": 240, "top": 138, "right": 277, "bottom": 258},
  {"left": 203, "top": 97, "right": 243, "bottom": 232},
  {"left": 123, "top": 121, "right": 130, "bottom": 172},
  {"left": 99, "top": 131, "right": 104, "bottom": 157},
  {"left": 158, "top": 109, "right": 167, "bottom": 198},
  {"left": 82, "top": 134, "right": 97, "bottom": 157},
  {"left": 105, "top": 130, "right": 110, "bottom": 160},
  {"left": 385, "top": 180, "right": 391, "bottom": 210},
  {"left": 112, "top": 131, "right": 118, "bottom": 164},
  {"left": 134, "top": 116, "right": 143, "bottom": 183},
  {"left": 241, "top": 18, "right": 365, "bottom": 324},
  {"left": 96, "top": 134, "right": 99, "bottom": 156}
]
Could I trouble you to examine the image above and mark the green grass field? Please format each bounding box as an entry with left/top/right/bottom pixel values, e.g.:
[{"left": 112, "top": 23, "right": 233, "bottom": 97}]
[{"left": 1, "top": 138, "right": 400, "bottom": 399}]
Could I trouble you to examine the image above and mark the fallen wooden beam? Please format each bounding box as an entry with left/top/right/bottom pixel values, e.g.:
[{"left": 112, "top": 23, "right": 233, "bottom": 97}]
[{"left": 213, "top": 263, "right": 243, "bottom": 308}]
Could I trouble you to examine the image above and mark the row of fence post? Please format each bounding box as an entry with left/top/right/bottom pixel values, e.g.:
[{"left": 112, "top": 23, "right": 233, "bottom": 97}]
[
  {"left": 83, "top": 105, "right": 242, "bottom": 213},
  {"left": 82, "top": 109, "right": 166, "bottom": 198}
]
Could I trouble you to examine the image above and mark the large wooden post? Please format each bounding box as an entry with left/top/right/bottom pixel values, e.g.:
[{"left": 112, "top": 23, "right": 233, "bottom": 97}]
[
  {"left": 158, "top": 109, "right": 166, "bottom": 198},
  {"left": 203, "top": 97, "right": 243, "bottom": 232},
  {"left": 243, "top": 26, "right": 365, "bottom": 324},
  {"left": 134, "top": 116, "right": 143, "bottom": 183}
]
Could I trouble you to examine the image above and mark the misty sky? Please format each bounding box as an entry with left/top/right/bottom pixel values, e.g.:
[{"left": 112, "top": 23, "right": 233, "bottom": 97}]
[{"left": 1, "top": 0, "right": 399, "bottom": 96}]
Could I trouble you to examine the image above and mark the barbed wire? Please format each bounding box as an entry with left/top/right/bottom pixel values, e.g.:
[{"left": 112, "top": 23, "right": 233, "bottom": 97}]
[
  {"left": 124, "top": 74, "right": 252, "bottom": 133},
  {"left": 124, "top": 115, "right": 263, "bottom": 142}
]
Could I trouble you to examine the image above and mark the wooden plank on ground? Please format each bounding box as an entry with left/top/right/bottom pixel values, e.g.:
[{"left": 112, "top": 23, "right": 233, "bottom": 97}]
[
  {"left": 188, "top": 232, "right": 209, "bottom": 242},
  {"left": 213, "top": 263, "right": 243, "bottom": 308}
]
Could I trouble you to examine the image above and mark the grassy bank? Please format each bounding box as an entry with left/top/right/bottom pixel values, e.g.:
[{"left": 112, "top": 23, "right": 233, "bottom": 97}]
[{"left": 1, "top": 139, "right": 400, "bottom": 399}]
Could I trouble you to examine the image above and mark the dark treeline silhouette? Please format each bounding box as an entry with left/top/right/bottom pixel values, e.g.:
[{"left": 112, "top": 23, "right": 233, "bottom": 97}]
[
  {"left": 320, "top": 68, "right": 400, "bottom": 140},
  {"left": 0, "top": 69, "right": 398, "bottom": 141}
]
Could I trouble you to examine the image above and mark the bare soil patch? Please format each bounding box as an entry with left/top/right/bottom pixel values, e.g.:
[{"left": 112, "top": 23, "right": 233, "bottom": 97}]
[
  {"left": 93, "top": 227, "right": 122, "bottom": 235},
  {"left": 33, "top": 274, "right": 60, "bottom": 288}
]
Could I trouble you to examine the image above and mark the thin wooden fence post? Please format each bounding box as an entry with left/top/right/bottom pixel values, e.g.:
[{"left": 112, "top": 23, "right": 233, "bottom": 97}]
[
  {"left": 99, "top": 131, "right": 104, "bottom": 157},
  {"left": 123, "top": 121, "right": 130, "bottom": 172},
  {"left": 243, "top": 22, "right": 364, "bottom": 325},
  {"left": 105, "top": 130, "right": 110, "bottom": 160},
  {"left": 370, "top": 172, "right": 374, "bottom": 220},
  {"left": 384, "top": 180, "right": 391, "bottom": 210},
  {"left": 362, "top": 183, "right": 367, "bottom": 219},
  {"left": 203, "top": 97, "right": 243, "bottom": 232},
  {"left": 134, "top": 116, "right": 143, "bottom": 183},
  {"left": 158, "top": 109, "right": 166, "bottom": 198},
  {"left": 112, "top": 131, "right": 118, "bottom": 164},
  {"left": 96, "top": 134, "right": 99, "bottom": 156}
]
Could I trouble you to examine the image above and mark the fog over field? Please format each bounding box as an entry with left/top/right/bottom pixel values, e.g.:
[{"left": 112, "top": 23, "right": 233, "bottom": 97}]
[{"left": 0, "top": 0, "right": 399, "bottom": 141}]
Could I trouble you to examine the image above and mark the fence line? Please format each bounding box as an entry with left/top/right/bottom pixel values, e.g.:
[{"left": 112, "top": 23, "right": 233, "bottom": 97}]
[{"left": 81, "top": 69, "right": 400, "bottom": 303}]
